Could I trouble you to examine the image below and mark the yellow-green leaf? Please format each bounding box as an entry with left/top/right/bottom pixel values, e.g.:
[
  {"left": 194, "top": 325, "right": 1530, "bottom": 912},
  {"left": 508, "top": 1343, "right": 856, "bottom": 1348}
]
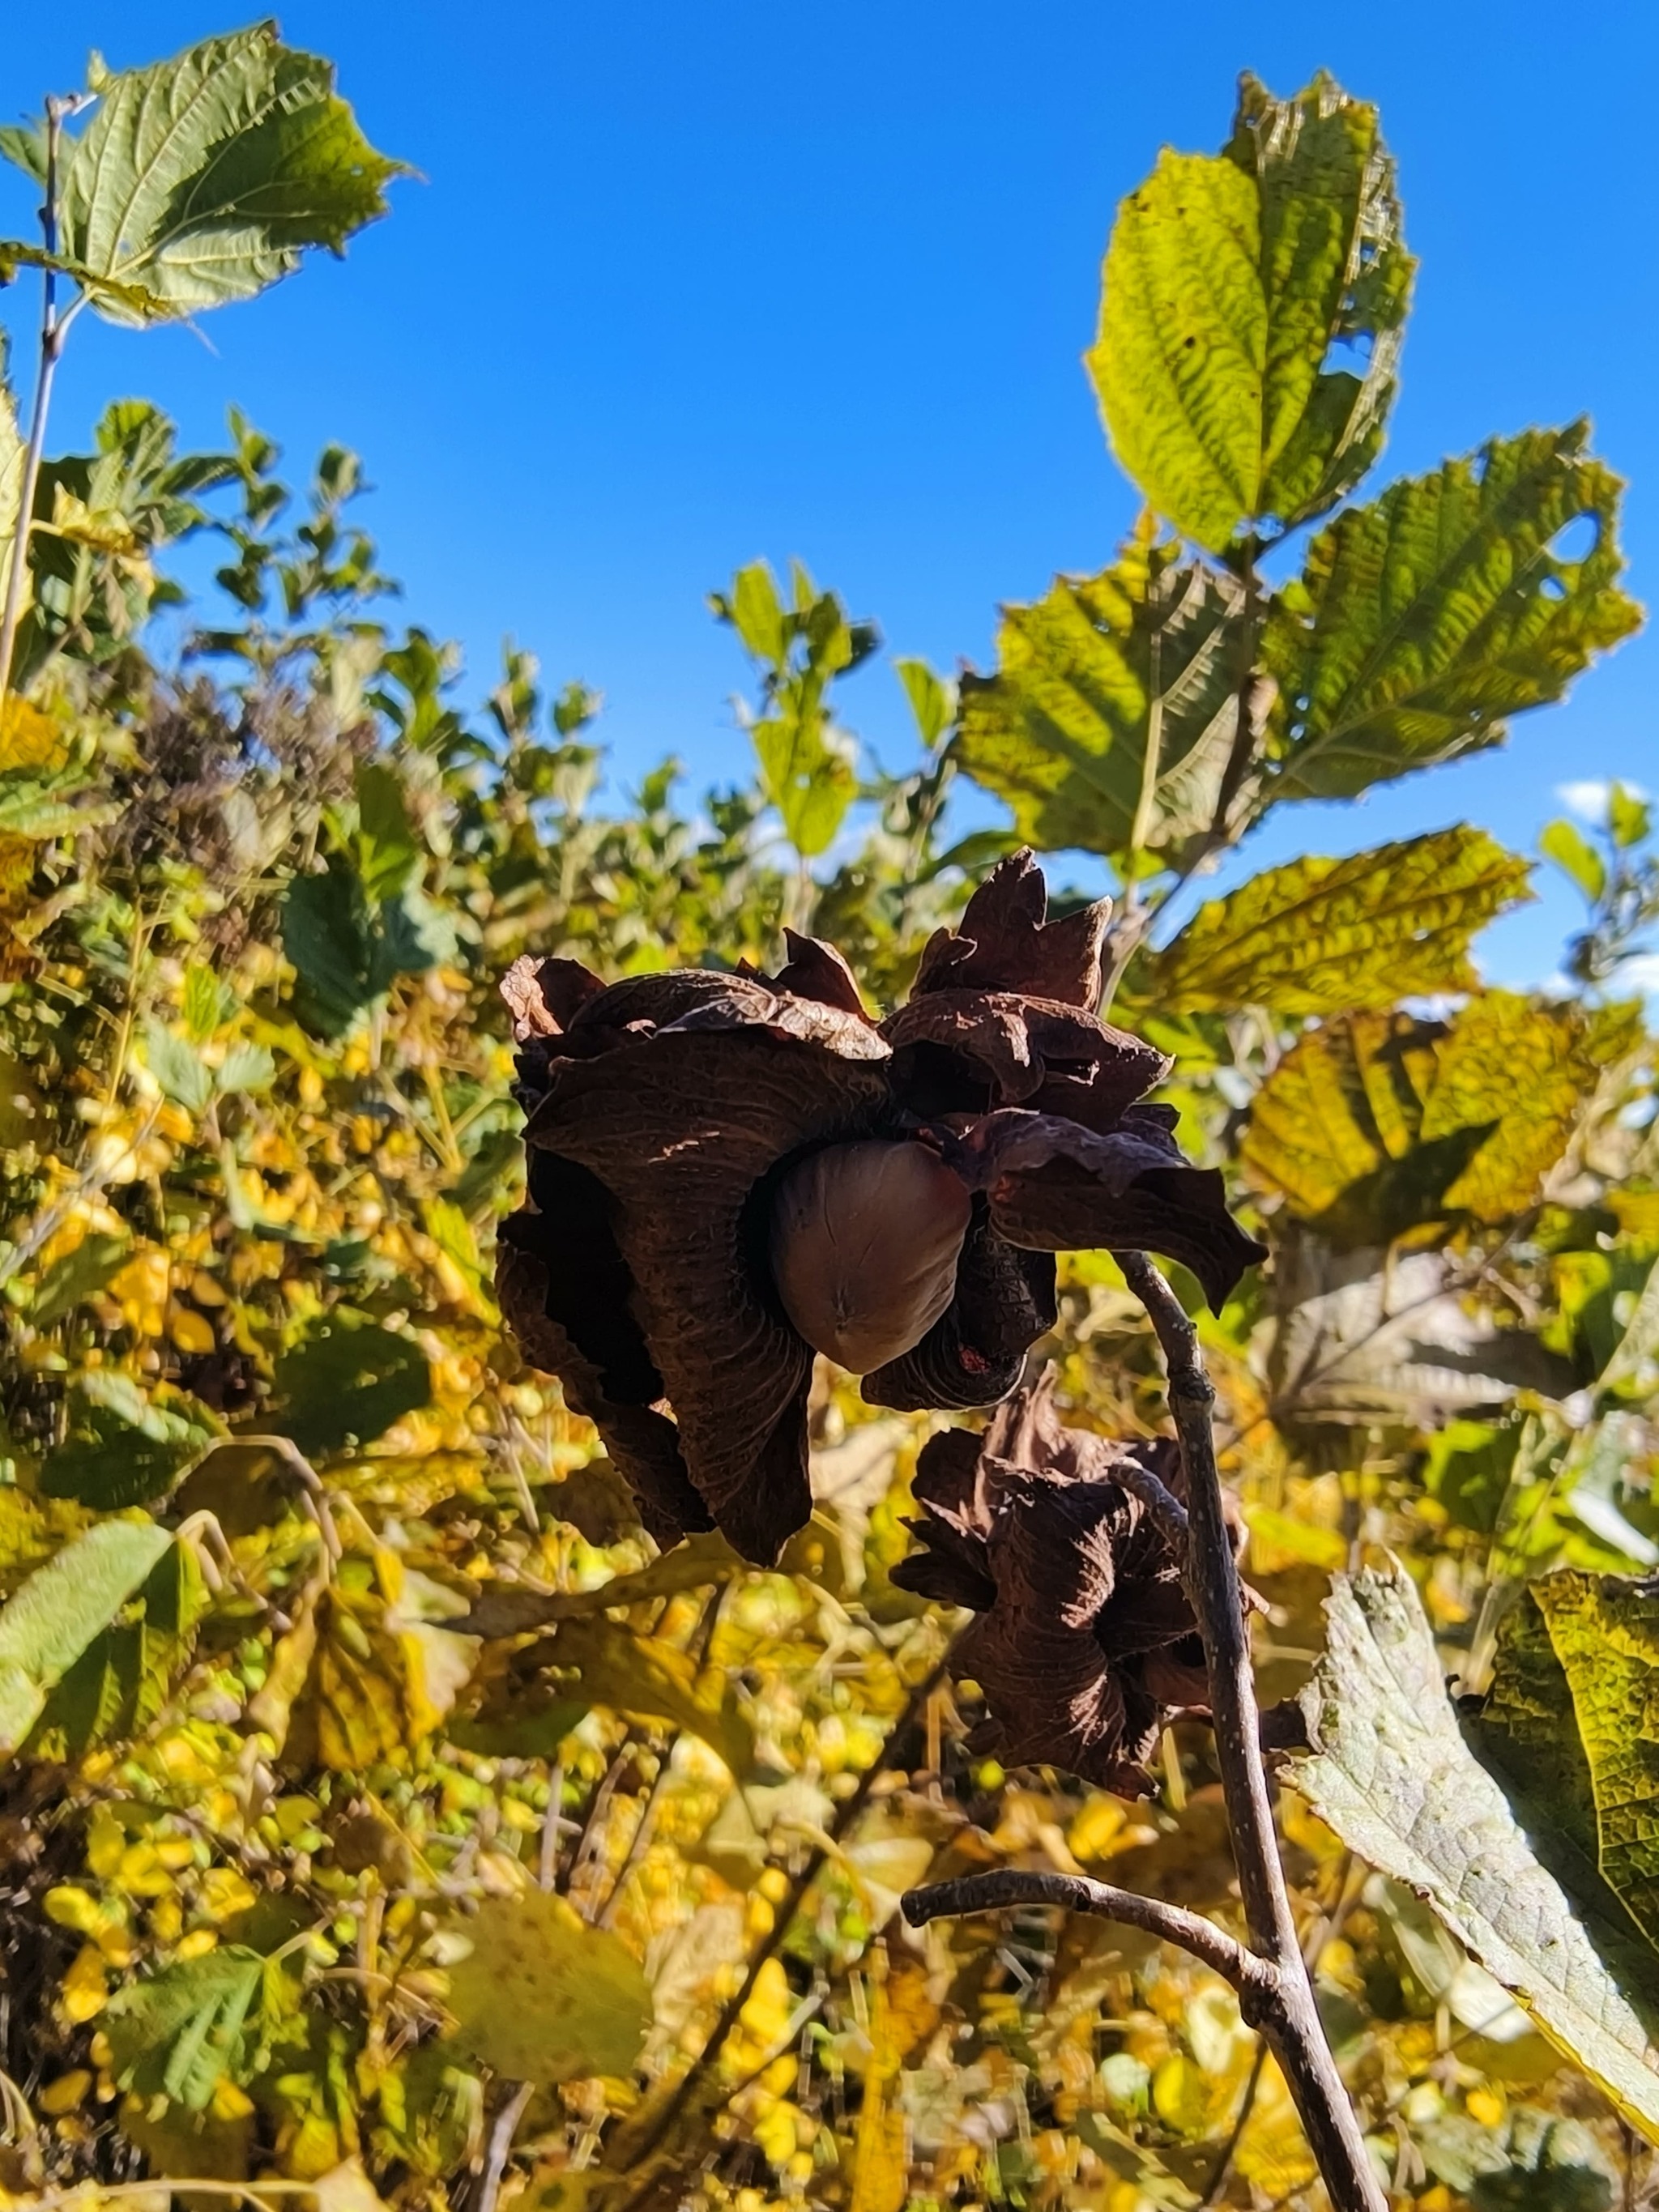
[
  {"left": 59, "top": 25, "right": 403, "bottom": 326},
  {"left": 1288, "top": 1560, "right": 1659, "bottom": 2141},
  {"left": 0, "top": 1518, "right": 173, "bottom": 1754},
  {"left": 954, "top": 521, "right": 1252, "bottom": 863},
  {"left": 1088, "top": 73, "right": 1412, "bottom": 551},
  {"left": 1522, "top": 1575, "right": 1659, "bottom": 1949},
  {"left": 548, "top": 1616, "right": 754, "bottom": 1777},
  {"left": 1263, "top": 424, "right": 1640, "bottom": 803},
  {"left": 1241, "top": 991, "right": 1610, "bottom": 1246},
  {"left": 1147, "top": 826, "right": 1531, "bottom": 1014},
  {"left": 441, "top": 1890, "right": 650, "bottom": 2084}
]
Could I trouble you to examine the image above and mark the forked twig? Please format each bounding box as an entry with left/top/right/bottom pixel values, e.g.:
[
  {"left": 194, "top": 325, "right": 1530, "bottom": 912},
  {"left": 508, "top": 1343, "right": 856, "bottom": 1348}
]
[{"left": 904, "top": 1254, "right": 1387, "bottom": 2212}]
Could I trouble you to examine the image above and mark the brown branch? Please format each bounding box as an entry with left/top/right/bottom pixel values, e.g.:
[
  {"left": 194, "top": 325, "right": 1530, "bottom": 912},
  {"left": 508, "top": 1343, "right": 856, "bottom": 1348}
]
[
  {"left": 900, "top": 1869, "right": 1272, "bottom": 2002},
  {"left": 1116, "top": 1250, "right": 1386, "bottom": 2212}
]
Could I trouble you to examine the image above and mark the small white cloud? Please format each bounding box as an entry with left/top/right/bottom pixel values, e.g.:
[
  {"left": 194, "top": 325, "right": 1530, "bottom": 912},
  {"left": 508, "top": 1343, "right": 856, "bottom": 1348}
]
[
  {"left": 1613, "top": 953, "right": 1659, "bottom": 995},
  {"left": 1555, "top": 777, "right": 1650, "bottom": 824}
]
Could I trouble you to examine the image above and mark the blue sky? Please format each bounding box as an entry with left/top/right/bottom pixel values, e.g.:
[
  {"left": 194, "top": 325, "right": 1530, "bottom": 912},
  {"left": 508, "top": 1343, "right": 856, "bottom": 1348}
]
[{"left": 3, "top": 3, "right": 1656, "bottom": 982}]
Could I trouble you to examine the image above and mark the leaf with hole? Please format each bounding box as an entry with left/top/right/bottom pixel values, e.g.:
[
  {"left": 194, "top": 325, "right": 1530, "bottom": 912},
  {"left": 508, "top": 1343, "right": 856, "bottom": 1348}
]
[{"left": 1262, "top": 424, "right": 1640, "bottom": 803}]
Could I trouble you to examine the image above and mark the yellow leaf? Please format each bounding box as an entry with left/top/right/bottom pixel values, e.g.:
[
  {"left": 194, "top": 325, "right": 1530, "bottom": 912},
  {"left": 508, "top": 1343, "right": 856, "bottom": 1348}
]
[{"left": 441, "top": 1888, "right": 651, "bottom": 2085}]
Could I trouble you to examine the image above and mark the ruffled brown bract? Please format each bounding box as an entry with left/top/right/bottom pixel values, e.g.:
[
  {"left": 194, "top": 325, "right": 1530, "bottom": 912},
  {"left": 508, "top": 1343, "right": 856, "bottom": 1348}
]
[
  {"left": 892, "top": 1379, "right": 1230, "bottom": 1795},
  {"left": 497, "top": 850, "right": 1265, "bottom": 1565}
]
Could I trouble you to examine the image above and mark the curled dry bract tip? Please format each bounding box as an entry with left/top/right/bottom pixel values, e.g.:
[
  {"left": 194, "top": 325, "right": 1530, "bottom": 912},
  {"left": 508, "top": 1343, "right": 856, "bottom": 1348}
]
[
  {"left": 497, "top": 850, "right": 1265, "bottom": 1566},
  {"left": 891, "top": 1377, "right": 1240, "bottom": 1794}
]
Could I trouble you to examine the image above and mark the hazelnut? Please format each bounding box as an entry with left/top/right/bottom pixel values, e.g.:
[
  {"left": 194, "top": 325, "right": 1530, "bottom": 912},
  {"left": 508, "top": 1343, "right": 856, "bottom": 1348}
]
[{"left": 769, "top": 1139, "right": 972, "bottom": 1375}]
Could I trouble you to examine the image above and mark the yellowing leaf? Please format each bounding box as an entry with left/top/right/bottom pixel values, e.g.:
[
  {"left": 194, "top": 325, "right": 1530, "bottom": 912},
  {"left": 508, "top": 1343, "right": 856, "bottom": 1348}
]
[
  {"left": 1241, "top": 992, "right": 1611, "bottom": 1247},
  {"left": 1518, "top": 1575, "right": 1659, "bottom": 1949},
  {"left": 1264, "top": 424, "right": 1640, "bottom": 803},
  {"left": 1147, "top": 827, "right": 1531, "bottom": 1015},
  {"left": 954, "top": 521, "right": 1253, "bottom": 864},
  {"left": 547, "top": 1616, "right": 754, "bottom": 1777},
  {"left": 1089, "top": 74, "right": 1412, "bottom": 551},
  {"left": 1288, "top": 1559, "right": 1659, "bottom": 2141},
  {"left": 441, "top": 1890, "right": 650, "bottom": 2084}
]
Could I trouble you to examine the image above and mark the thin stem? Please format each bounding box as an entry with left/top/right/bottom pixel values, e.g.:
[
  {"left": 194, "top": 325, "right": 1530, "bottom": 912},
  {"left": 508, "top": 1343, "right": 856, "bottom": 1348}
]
[
  {"left": 900, "top": 1869, "right": 1269, "bottom": 2000},
  {"left": 477, "top": 2079, "right": 535, "bottom": 2212},
  {"left": 0, "top": 97, "right": 75, "bottom": 703},
  {"left": 1119, "top": 1250, "right": 1386, "bottom": 2212},
  {"left": 612, "top": 1647, "right": 950, "bottom": 2183},
  {"left": 1200, "top": 2042, "right": 1269, "bottom": 2209}
]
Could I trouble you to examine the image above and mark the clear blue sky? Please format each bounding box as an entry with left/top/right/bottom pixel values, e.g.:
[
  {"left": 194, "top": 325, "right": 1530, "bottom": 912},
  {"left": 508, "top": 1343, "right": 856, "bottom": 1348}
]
[{"left": 3, "top": 4, "right": 1656, "bottom": 982}]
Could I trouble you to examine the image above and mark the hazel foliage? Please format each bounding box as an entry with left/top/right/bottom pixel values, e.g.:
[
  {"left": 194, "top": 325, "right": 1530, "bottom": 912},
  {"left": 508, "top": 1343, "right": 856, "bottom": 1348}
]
[{"left": 0, "top": 33, "right": 1653, "bottom": 2212}]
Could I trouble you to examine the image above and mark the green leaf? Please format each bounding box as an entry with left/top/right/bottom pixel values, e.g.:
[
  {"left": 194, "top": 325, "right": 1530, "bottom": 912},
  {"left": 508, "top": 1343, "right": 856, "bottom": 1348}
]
[
  {"left": 215, "top": 1040, "right": 276, "bottom": 1094},
  {"left": 40, "top": 1375, "right": 218, "bottom": 1509},
  {"left": 1287, "top": 1558, "right": 1659, "bottom": 2137},
  {"left": 105, "top": 1945, "right": 265, "bottom": 2109},
  {"left": 1147, "top": 826, "right": 1532, "bottom": 1014},
  {"left": 355, "top": 759, "right": 420, "bottom": 902},
  {"left": 1540, "top": 819, "right": 1607, "bottom": 903},
  {"left": 752, "top": 713, "right": 856, "bottom": 859},
  {"left": 282, "top": 856, "right": 379, "bottom": 1036},
  {"left": 1262, "top": 424, "right": 1640, "bottom": 803},
  {"left": 1087, "top": 72, "right": 1412, "bottom": 551},
  {"left": 143, "top": 1020, "right": 214, "bottom": 1114},
  {"left": 0, "top": 343, "right": 25, "bottom": 627},
  {"left": 953, "top": 523, "right": 1254, "bottom": 864},
  {"left": 894, "top": 657, "right": 956, "bottom": 749},
  {"left": 269, "top": 1314, "right": 431, "bottom": 1461},
  {"left": 441, "top": 1890, "right": 650, "bottom": 2084},
  {"left": 59, "top": 23, "right": 403, "bottom": 326},
  {"left": 183, "top": 962, "right": 238, "bottom": 1041},
  {"left": 1609, "top": 782, "right": 1652, "bottom": 850},
  {"left": 722, "top": 560, "right": 787, "bottom": 664},
  {"left": 284, "top": 855, "right": 451, "bottom": 1037},
  {"left": 32, "top": 1538, "right": 208, "bottom": 1758},
  {"left": 0, "top": 1518, "right": 173, "bottom": 1754},
  {"left": 29, "top": 1230, "right": 130, "bottom": 1328},
  {"left": 1515, "top": 1575, "right": 1659, "bottom": 1950},
  {"left": 0, "top": 121, "right": 48, "bottom": 187},
  {"left": 1241, "top": 992, "right": 1613, "bottom": 1245}
]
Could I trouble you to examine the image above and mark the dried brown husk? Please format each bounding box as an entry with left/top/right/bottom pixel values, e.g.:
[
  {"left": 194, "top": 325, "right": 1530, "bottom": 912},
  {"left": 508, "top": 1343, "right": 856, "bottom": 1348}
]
[
  {"left": 892, "top": 1379, "right": 1235, "bottom": 1795},
  {"left": 497, "top": 852, "right": 1265, "bottom": 1564}
]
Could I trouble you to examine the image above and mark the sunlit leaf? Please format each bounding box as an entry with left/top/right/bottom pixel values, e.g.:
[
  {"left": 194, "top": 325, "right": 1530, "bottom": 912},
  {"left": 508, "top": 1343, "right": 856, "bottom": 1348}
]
[
  {"left": 0, "top": 1519, "right": 173, "bottom": 1753},
  {"left": 1289, "top": 1559, "right": 1659, "bottom": 2138},
  {"left": 1495, "top": 1575, "right": 1659, "bottom": 1950},
  {"left": 1147, "top": 826, "right": 1531, "bottom": 1013},
  {"left": 59, "top": 25, "right": 402, "bottom": 326},
  {"left": 40, "top": 1376, "right": 217, "bottom": 1510},
  {"left": 143, "top": 1021, "right": 213, "bottom": 1114},
  {"left": 105, "top": 1945, "right": 265, "bottom": 2110},
  {"left": 441, "top": 1890, "right": 650, "bottom": 2083},
  {"left": 1540, "top": 819, "right": 1607, "bottom": 905},
  {"left": 1262, "top": 424, "right": 1640, "bottom": 803},
  {"left": 1088, "top": 72, "right": 1412, "bottom": 551},
  {"left": 954, "top": 522, "right": 1254, "bottom": 863},
  {"left": 1241, "top": 992, "right": 1617, "bottom": 1244},
  {"left": 545, "top": 1616, "right": 753, "bottom": 1776}
]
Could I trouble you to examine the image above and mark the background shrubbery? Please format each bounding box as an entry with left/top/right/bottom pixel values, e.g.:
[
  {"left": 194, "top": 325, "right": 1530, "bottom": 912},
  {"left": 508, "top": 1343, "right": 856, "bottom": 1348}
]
[{"left": 0, "top": 30, "right": 1654, "bottom": 2212}]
